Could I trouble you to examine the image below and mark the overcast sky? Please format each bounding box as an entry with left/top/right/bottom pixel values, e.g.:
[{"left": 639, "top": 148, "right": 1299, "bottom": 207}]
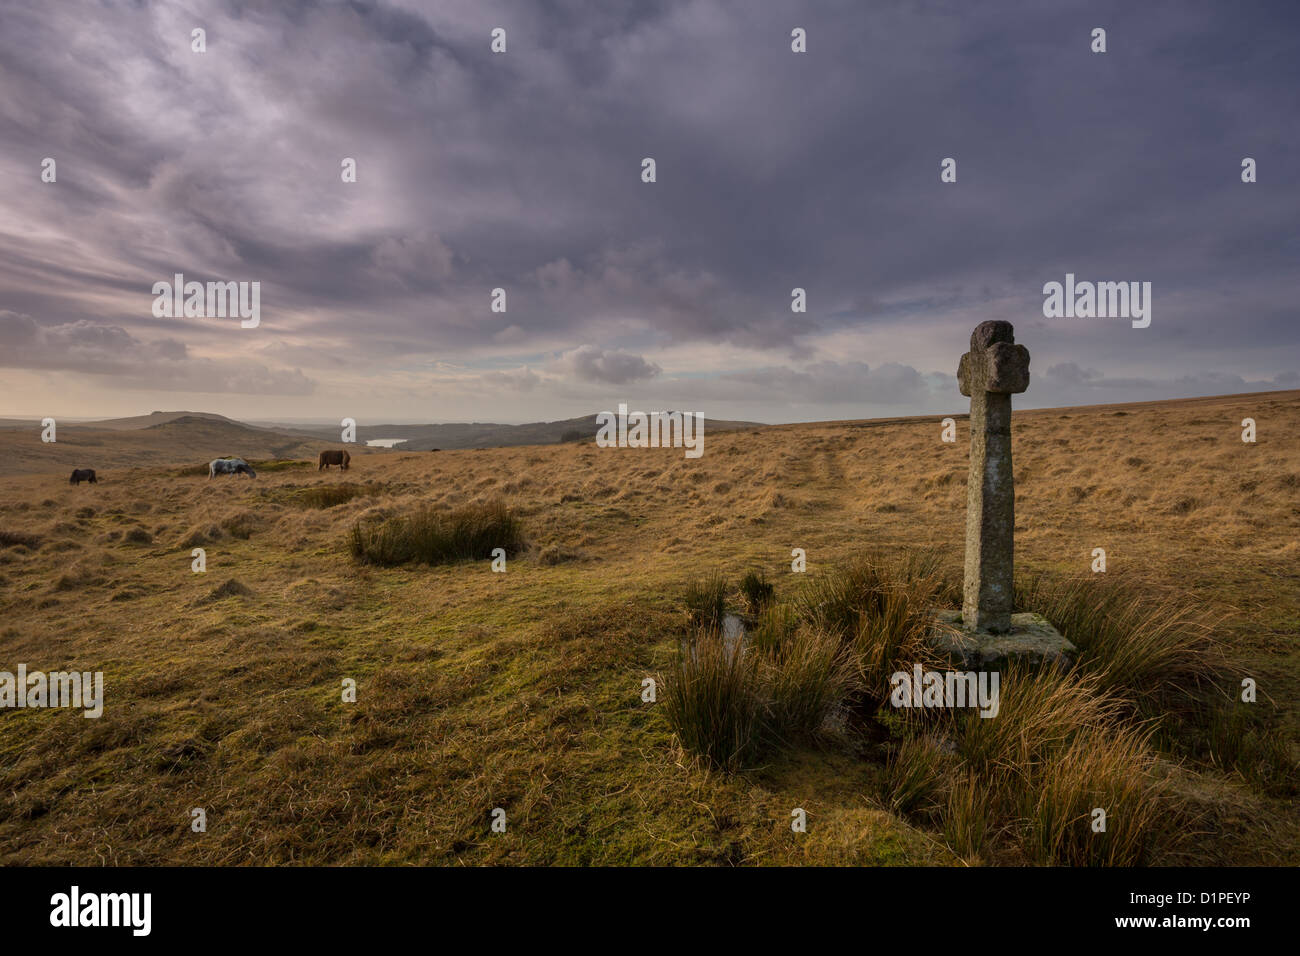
[{"left": 1, "top": 0, "right": 1297, "bottom": 425}]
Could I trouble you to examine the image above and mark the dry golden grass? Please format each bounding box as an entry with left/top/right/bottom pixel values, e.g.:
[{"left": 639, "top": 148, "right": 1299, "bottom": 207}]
[{"left": 0, "top": 389, "right": 1296, "bottom": 864}]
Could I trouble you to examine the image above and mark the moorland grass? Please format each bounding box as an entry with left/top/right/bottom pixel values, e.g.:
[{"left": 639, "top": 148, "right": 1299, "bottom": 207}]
[
  {"left": 1014, "top": 573, "right": 1225, "bottom": 714},
  {"left": 661, "top": 622, "right": 853, "bottom": 770},
  {"left": 670, "top": 550, "right": 1246, "bottom": 864},
  {"left": 682, "top": 571, "right": 728, "bottom": 630},
  {"left": 349, "top": 499, "right": 525, "bottom": 566},
  {"left": 2, "top": 391, "right": 1295, "bottom": 866},
  {"left": 292, "top": 483, "right": 379, "bottom": 509},
  {"left": 661, "top": 628, "right": 766, "bottom": 771},
  {"left": 738, "top": 570, "right": 775, "bottom": 614}
]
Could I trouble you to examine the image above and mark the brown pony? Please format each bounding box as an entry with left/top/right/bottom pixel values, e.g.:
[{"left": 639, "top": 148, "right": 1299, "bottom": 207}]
[
  {"left": 69, "top": 468, "right": 97, "bottom": 485},
  {"left": 318, "top": 449, "right": 351, "bottom": 471}
]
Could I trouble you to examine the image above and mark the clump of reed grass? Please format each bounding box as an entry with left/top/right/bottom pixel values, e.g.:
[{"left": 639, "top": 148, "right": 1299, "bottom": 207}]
[
  {"left": 349, "top": 499, "right": 524, "bottom": 566},
  {"left": 951, "top": 665, "right": 1123, "bottom": 774},
  {"left": 796, "top": 551, "right": 953, "bottom": 707},
  {"left": 1014, "top": 573, "right": 1224, "bottom": 715},
  {"left": 931, "top": 666, "right": 1185, "bottom": 865},
  {"left": 683, "top": 571, "right": 728, "bottom": 630},
  {"left": 220, "top": 512, "right": 258, "bottom": 539},
  {"left": 879, "top": 736, "right": 953, "bottom": 820},
  {"left": 761, "top": 627, "right": 854, "bottom": 744},
  {"left": 748, "top": 603, "right": 799, "bottom": 656},
  {"left": 661, "top": 628, "right": 765, "bottom": 772},
  {"left": 0, "top": 531, "right": 42, "bottom": 549},
  {"left": 664, "top": 582, "right": 853, "bottom": 768},
  {"left": 738, "top": 570, "right": 775, "bottom": 614},
  {"left": 1205, "top": 704, "right": 1299, "bottom": 797},
  {"left": 1020, "top": 722, "right": 1173, "bottom": 866},
  {"left": 943, "top": 770, "right": 995, "bottom": 859}
]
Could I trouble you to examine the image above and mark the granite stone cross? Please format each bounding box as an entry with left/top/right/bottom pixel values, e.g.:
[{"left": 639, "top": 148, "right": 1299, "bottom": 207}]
[{"left": 958, "top": 320, "right": 1030, "bottom": 633}]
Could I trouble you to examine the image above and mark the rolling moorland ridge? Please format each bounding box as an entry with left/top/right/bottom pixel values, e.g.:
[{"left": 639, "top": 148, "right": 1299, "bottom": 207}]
[
  {"left": 0, "top": 390, "right": 1296, "bottom": 864},
  {"left": 0, "top": 409, "right": 765, "bottom": 460}
]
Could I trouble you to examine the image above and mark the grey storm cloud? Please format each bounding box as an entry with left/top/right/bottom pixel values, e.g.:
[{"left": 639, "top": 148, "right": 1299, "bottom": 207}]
[
  {"left": 0, "top": 311, "right": 314, "bottom": 395},
  {"left": 1043, "top": 361, "right": 1295, "bottom": 402},
  {"left": 551, "top": 345, "right": 662, "bottom": 385},
  {"left": 723, "top": 361, "right": 936, "bottom": 406},
  {"left": 480, "top": 366, "right": 541, "bottom": 392},
  {"left": 0, "top": 0, "right": 1297, "bottom": 419},
  {"left": 1047, "top": 362, "right": 1104, "bottom": 386}
]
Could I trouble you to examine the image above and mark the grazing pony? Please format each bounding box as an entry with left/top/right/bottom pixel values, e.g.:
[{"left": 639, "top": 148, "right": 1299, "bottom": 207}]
[
  {"left": 318, "top": 449, "right": 351, "bottom": 471},
  {"left": 209, "top": 457, "right": 257, "bottom": 479},
  {"left": 69, "top": 469, "right": 97, "bottom": 485}
]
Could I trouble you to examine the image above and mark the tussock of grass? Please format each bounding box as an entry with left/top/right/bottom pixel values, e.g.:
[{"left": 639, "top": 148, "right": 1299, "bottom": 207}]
[
  {"left": 881, "top": 736, "right": 953, "bottom": 819},
  {"left": 195, "top": 578, "right": 254, "bottom": 605},
  {"left": 178, "top": 524, "right": 222, "bottom": 548},
  {"left": 796, "top": 550, "right": 956, "bottom": 638},
  {"left": 762, "top": 627, "right": 854, "bottom": 744},
  {"left": 796, "top": 551, "right": 953, "bottom": 706},
  {"left": 1021, "top": 723, "right": 1171, "bottom": 866},
  {"left": 749, "top": 603, "right": 799, "bottom": 656},
  {"left": 221, "top": 512, "right": 259, "bottom": 540},
  {"left": 291, "top": 483, "right": 378, "bottom": 509},
  {"left": 662, "top": 624, "right": 852, "bottom": 771},
  {"left": 1206, "top": 705, "right": 1299, "bottom": 797},
  {"left": 661, "top": 629, "right": 765, "bottom": 772},
  {"left": 683, "top": 572, "right": 727, "bottom": 630},
  {"left": 944, "top": 770, "right": 993, "bottom": 859},
  {"left": 951, "top": 666, "right": 1123, "bottom": 774},
  {"left": 738, "top": 570, "right": 774, "bottom": 614},
  {"left": 0, "top": 530, "right": 41, "bottom": 548},
  {"left": 885, "top": 667, "right": 1185, "bottom": 865},
  {"left": 666, "top": 570, "right": 856, "bottom": 768},
  {"left": 536, "top": 543, "right": 585, "bottom": 565},
  {"left": 1015, "top": 573, "right": 1224, "bottom": 713},
  {"left": 349, "top": 499, "right": 524, "bottom": 566}
]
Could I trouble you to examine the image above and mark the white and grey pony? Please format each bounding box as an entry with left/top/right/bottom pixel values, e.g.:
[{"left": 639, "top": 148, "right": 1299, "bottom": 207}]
[{"left": 208, "top": 457, "right": 257, "bottom": 479}]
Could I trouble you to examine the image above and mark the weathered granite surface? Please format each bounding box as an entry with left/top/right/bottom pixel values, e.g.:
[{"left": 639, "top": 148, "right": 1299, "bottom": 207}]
[
  {"left": 958, "top": 320, "right": 1030, "bottom": 634},
  {"left": 930, "top": 610, "right": 1076, "bottom": 670}
]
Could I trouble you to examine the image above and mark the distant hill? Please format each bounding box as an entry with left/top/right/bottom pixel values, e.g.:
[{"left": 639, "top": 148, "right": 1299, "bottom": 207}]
[
  {"left": 0, "top": 391, "right": 1295, "bottom": 475},
  {"left": 0, "top": 415, "right": 356, "bottom": 476},
  {"left": 0, "top": 409, "right": 762, "bottom": 475},
  {"left": 0, "top": 409, "right": 321, "bottom": 436},
  {"left": 88, "top": 410, "right": 251, "bottom": 431},
  {"left": 281, "top": 413, "right": 766, "bottom": 451}
]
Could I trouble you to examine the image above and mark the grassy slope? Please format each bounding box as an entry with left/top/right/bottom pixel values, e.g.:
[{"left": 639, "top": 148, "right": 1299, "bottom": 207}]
[
  {"left": 0, "top": 418, "right": 368, "bottom": 477},
  {"left": 0, "top": 390, "right": 1296, "bottom": 864}
]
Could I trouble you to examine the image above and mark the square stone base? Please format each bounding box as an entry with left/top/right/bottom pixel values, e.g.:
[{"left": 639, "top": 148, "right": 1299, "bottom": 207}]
[{"left": 928, "top": 609, "right": 1076, "bottom": 670}]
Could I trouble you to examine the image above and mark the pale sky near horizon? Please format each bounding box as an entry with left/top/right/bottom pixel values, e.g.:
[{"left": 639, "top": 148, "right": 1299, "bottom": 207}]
[{"left": 1, "top": 0, "right": 1297, "bottom": 425}]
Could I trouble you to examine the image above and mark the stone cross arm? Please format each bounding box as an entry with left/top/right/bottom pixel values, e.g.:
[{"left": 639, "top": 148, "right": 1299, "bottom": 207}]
[{"left": 958, "top": 320, "right": 1030, "bottom": 397}]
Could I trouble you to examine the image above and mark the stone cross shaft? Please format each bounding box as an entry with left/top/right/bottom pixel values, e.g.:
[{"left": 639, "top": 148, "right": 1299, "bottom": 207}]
[{"left": 957, "top": 321, "right": 1030, "bottom": 633}]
